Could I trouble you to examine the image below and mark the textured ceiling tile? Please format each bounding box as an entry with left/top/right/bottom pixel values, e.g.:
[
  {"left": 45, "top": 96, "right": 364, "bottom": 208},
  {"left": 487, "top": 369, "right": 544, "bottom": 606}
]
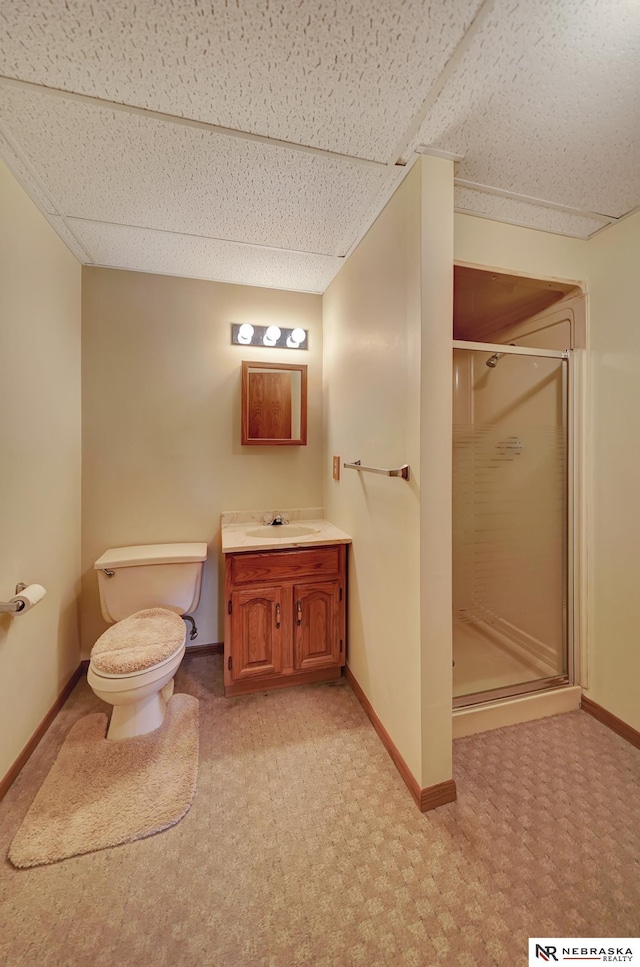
[
  {"left": 455, "top": 185, "right": 613, "bottom": 239},
  {"left": 415, "top": 0, "right": 640, "bottom": 217},
  {"left": 2, "top": 0, "right": 639, "bottom": 288},
  {"left": 0, "top": 87, "right": 388, "bottom": 256},
  {"left": 0, "top": 0, "right": 484, "bottom": 162},
  {"left": 68, "top": 218, "right": 341, "bottom": 293}
]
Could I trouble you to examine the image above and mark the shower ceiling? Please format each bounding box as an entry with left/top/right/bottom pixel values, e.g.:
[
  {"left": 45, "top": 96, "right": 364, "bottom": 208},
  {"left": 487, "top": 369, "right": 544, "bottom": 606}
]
[
  {"left": 453, "top": 267, "right": 580, "bottom": 341},
  {"left": 1, "top": 0, "right": 638, "bottom": 293}
]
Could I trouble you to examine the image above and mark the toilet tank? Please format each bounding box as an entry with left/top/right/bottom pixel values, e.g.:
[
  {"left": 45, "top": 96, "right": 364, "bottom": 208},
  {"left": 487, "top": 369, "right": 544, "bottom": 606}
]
[{"left": 94, "top": 543, "right": 208, "bottom": 623}]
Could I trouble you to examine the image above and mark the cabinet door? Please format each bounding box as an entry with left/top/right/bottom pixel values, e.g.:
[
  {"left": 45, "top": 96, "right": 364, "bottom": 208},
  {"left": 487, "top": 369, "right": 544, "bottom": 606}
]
[
  {"left": 230, "top": 587, "right": 283, "bottom": 681},
  {"left": 294, "top": 581, "right": 342, "bottom": 671}
]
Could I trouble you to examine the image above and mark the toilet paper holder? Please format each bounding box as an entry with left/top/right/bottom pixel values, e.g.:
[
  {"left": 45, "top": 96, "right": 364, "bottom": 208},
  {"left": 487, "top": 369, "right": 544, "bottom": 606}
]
[{"left": 0, "top": 583, "right": 44, "bottom": 614}]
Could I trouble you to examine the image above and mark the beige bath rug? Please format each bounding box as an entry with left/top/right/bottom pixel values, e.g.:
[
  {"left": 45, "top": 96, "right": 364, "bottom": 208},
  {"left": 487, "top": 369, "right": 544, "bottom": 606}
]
[{"left": 9, "top": 693, "right": 199, "bottom": 868}]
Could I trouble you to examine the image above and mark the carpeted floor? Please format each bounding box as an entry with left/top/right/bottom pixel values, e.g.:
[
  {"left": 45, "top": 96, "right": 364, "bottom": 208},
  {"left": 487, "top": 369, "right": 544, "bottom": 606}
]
[{"left": 1, "top": 656, "right": 639, "bottom": 967}]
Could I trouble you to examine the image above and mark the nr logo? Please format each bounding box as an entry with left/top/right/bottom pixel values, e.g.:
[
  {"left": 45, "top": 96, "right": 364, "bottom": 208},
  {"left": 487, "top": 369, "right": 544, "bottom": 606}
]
[{"left": 535, "top": 946, "right": 559, "bottom": 962}]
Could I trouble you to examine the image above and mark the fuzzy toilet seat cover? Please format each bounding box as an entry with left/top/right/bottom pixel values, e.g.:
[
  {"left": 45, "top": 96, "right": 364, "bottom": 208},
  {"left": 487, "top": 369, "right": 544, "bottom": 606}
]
[{"left": 90, "top": 608, "right": 186, "bottom": 675}]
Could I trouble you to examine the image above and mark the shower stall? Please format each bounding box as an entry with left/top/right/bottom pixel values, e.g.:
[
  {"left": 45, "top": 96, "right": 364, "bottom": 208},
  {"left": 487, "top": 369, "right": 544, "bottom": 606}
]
[{"left": 452, "top": 340, "right": 571, "bottom": 707}]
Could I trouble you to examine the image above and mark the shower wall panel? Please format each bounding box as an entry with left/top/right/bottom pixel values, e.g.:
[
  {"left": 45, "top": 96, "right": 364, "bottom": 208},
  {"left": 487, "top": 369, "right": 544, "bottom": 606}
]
[{"left": 480, "top": 295, "right": 585, "bottom": 351}]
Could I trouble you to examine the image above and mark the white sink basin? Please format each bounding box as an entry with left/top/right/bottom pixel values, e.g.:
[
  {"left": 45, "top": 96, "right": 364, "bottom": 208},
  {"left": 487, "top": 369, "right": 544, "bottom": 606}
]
[{"left": 245, "top": 524, "right": 319, "bottom": 539}]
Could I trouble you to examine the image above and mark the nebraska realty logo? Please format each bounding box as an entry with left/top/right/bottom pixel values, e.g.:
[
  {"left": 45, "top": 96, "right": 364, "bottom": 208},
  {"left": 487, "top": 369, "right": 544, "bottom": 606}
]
[{"left": 529, "top": 939, "right": 639, "bottom": 964}]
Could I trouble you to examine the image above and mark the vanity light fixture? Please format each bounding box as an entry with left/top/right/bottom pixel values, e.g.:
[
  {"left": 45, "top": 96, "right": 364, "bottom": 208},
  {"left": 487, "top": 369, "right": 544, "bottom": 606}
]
[{"left": 231, "top": 324, "right": 308, "bottom": 350}]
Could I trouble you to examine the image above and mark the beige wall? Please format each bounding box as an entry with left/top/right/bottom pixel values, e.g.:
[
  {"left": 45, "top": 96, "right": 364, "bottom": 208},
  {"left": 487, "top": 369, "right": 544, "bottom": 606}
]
[
  {"left": 418, "top": 157, "right": 455, "bottom": 786},
  {"left": 81, "top": 267, "right": 322, "bottom": 653},
  {"left": 323, "top": 157, "right": 455, "bottom": 788},
  {"left": 323, "top": 162, "right": 423, "bottom": 781},
  {"left": 0, "top": 162, "right": 81, "bottom": 780},
  {"left": 586, "top": 210, "right": 640, "bottom": 731},
  {"left": 455, "top": 213, "right": 588, "bottom": 285}
]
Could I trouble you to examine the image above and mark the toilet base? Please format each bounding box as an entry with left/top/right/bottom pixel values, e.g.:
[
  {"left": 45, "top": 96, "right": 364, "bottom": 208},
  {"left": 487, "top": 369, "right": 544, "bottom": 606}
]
[
  {"left": 87, "top": 641, "right": 185, "bottom": 741},
  {"left": 107, "top": 679, "right": 174, "bottom": 741}
]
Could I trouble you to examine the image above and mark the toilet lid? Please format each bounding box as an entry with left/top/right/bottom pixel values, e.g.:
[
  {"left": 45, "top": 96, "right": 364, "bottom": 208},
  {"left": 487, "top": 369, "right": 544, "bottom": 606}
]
[{"left": 90, "top": 608, "right": 186, "bottom": 676}]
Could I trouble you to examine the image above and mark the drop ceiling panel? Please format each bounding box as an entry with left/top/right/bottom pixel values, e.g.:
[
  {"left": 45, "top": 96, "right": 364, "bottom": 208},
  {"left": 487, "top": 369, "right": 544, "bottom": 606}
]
[
  {"left": 1, "top": 0, "right": 639, "bottom": 289},
  {"left": 67, "top": 218, "right": 341, "bottom": 293},
  {"left": 415, "top": 0, "right": 640, "bottom": 217},
  {"left": 0, "top": 0, "right": 484, "bottom": 163},
  {"left": 455, "top": 186, "right": 612, "bottom": 239},
  {"left": 0, "top": 87, "right": 388, "bottom": 256}
]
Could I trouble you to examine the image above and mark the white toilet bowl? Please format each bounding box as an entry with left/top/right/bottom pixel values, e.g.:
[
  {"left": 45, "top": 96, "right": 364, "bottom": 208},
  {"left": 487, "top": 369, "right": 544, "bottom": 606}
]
[
  {"left": 88, "top": 542, "right": 207, "bottom": 740},
  {"left": 88, "top": 607, "right": 187, "bottom": 741}
]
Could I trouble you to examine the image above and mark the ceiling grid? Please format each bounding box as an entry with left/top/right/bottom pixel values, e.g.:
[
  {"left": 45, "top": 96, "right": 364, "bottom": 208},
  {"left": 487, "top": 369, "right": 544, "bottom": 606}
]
[{"left": 0, "top": 0, "right": 638, "bottom": 291}]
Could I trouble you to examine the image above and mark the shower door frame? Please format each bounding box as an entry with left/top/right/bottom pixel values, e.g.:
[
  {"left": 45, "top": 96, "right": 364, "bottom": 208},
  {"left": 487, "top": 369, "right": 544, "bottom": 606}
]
[{"left": 451, "top": 339, "right": 575, "bottom": 709}]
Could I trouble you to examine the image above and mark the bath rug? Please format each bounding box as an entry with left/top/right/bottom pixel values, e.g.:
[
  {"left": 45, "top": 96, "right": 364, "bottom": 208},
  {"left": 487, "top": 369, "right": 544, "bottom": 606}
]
[{"left": 9, "top": 693, "right": 199, "bottom": 868}]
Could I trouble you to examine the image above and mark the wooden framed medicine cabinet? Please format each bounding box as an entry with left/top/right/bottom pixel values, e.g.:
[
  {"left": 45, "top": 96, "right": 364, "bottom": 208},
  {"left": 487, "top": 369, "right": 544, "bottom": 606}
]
[{"left": 241, "top": 360, "right": 308, "bottom": 446}]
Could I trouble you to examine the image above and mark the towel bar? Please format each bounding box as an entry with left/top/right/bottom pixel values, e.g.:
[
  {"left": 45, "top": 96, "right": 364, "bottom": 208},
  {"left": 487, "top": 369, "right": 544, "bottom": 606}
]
[{"left": 343, "top": 459, "right": 410, "bottom": 480}]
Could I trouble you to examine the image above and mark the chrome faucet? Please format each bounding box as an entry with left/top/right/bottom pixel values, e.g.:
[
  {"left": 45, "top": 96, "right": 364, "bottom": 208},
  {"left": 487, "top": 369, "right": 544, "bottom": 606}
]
[{"left": 263, "top": 511, "right": 290, "bottom": 526}]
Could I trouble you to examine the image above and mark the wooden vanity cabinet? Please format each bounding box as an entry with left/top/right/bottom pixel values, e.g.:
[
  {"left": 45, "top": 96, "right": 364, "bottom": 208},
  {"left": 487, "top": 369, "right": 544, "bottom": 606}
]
[{"left": 224, "top": 544, "right": 347, "bottom": 696}]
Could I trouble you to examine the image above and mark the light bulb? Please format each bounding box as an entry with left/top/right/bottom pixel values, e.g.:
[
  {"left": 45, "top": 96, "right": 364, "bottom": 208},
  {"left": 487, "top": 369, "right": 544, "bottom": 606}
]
[
  {"left": 263, "top": 325, "right": 281, "bottom": 346},
  {"left": 237, "top": 323, "right": 254, "bottom": 344},
  {"left": 286, "top": 327, "right": 306, "bottom": 348}
]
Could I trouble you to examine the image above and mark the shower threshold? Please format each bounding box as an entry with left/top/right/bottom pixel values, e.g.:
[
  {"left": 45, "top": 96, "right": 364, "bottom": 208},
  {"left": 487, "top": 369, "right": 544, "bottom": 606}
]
[
  {"left": 453, "top": 683, "right": 582, "bottom": 738},
  {"left": 453, "top": 673, "right": 570, "bottom": 710}
]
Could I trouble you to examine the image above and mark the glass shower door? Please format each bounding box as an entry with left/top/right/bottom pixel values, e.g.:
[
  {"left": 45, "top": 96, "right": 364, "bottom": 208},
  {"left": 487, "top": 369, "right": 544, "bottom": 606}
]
[{"left": 452, "top": 346, "right": 569, "bottom": 705}]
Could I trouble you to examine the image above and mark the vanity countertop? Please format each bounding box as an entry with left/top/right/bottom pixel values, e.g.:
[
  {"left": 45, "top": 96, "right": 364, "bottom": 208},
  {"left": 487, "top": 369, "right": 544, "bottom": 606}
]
[{"left": 221, "top": 512, "right": 352, "bottom": 554}]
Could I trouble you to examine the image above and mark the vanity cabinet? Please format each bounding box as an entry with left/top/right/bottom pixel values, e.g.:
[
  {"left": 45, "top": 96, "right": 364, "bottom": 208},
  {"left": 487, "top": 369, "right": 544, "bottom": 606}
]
[{"left": 224, "top": 544, "right": 346, "bottom": 696}]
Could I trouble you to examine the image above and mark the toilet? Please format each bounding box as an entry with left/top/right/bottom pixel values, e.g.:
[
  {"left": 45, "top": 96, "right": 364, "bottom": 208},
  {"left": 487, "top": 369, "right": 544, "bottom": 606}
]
[{"left": 87, "top": 542, "right": 207, "bottom": 740}]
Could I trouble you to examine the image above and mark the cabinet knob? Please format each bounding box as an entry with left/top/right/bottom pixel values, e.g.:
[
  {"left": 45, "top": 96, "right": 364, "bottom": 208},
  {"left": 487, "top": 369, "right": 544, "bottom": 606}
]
[
  {"left": 296, "top": 600, "right": 302, "bottom": 626},
  {"left": 276, "top": 602, "right": 281, "bottom": 629}
]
